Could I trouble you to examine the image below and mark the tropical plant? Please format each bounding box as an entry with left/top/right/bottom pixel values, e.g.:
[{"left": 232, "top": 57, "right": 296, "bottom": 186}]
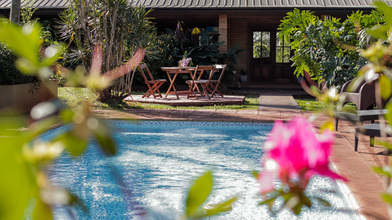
[
  {"left": 20, "top": 0, "right": 37, "bottom": 24},
  {"left": 170, "top": 21, "right": 243, "bottom": 88},
  {"left": 279, "top": 9, "right": 384, "bottom": 89},
  {"left": 58, "top": 0, "right": 156, "bottom": 101}
]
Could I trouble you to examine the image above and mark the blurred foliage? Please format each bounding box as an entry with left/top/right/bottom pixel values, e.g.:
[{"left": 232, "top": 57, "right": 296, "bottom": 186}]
[
  {"left": 279, "top": 9, "right": 384, "bottom": 89},
  {"left": 354, "top": 4, "right": 392, "bottom": 208},
  {"left": 0, "top": 21, "right": 133, "bottom": 219},
  {"left": 183, "top": 171, "right": 237, "bottom": 219},
  {"left": 0, "top": 19, "right": 237, "bottom": 219}
]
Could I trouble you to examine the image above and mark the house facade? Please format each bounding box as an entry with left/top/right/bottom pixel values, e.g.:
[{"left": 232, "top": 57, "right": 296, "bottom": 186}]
[{"left": 0, "top": 0, "right": 377, "bottom": 83}]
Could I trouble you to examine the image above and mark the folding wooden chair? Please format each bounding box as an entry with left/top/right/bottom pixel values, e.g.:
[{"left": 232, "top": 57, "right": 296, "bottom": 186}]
[
  {"left": 206, "top": 64, "right": 227, "bottom": 97},
  {"left": 186, "top": 65, "right": 215, "bottom": 99},
  {"left": 138, "top": 64, "right": 166, "bottom": 98}
]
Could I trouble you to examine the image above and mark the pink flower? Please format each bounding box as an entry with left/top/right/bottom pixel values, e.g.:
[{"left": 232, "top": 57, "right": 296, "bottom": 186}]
[
  {"left": 180, "top": 57, "right": 192, "bottom": 67},
  {"left": 258, "top": 116, "right": 346, "bottom": 194}
]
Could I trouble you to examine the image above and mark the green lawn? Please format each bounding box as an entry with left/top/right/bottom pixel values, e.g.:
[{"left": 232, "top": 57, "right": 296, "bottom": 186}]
[
  {"left": 295, "top": 97, "right": 357, "bottom": 112},
  {"left": 58, "top": 87, "right": 260, "bottom": 110}
]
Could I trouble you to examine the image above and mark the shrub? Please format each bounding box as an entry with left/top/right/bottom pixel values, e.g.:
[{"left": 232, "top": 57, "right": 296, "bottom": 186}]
[
  {"left": 164, "top": 22, "right": 243, "bottom": 88},
  {"left": 278, "top": 9, "right": 384, "bottom": 89},
  {"left": 144, "top": 33, "right": 179, "bottom": 80},
  {"left": 0, "top": 45, "right": 38, "bottom": 85}
]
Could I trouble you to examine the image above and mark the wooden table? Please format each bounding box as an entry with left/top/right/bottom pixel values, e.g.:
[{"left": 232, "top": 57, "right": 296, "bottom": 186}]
[{"left": 161, "top": 66, "right": 196, "bottom": 99}]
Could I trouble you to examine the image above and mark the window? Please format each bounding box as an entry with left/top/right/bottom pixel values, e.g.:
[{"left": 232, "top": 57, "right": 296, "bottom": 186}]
[
  {"left": 253, "top": 31, "right": 270, "bottom": 59},
  {"left": 276, "top": 32, "right": 291, "bottom": 63}
]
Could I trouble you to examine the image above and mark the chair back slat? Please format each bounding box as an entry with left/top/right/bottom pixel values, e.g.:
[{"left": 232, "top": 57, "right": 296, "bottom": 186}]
[
  {"left": 213, "top": 64, "right": 227, "bottom": 82},
  {"left": 138, "top": 63, "right": 154, "bottom": 82},
  {"left": 195, "top": 65, "right": 215, "bottom": 80}
]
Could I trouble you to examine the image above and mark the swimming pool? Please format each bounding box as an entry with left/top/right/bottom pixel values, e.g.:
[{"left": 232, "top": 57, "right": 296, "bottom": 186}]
[{"left": 47, "top": 120, "right": 358, "bottom": 219}]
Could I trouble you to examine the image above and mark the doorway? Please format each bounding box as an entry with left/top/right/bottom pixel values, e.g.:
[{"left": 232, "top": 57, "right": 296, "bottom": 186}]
[{"left": 250, "top": 29, "right": 294, "bottom": 83}]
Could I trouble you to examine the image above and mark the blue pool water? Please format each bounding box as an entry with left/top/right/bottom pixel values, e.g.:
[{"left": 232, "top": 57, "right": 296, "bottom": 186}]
[{"left": 47, "top": 120, "right": 358, "bottom": 219}]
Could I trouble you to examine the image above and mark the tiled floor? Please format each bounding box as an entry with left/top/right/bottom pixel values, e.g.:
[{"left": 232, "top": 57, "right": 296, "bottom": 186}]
[{"left": 93, "top": 90, "right": 391, "bottom": 220}]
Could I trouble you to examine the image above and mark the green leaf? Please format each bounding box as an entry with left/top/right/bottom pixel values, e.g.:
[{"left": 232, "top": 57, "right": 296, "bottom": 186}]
[
  {"left": 374, "top": 1, "right": 392, "bottom": 29},
  {"left": 91, "top": 119, "right": 117, "bottom": 156},
  {"left": 32, "top": 198, "right": 53, "bottom": 220},
  {"left": 0, "top": 22, "right": 41, "bottom": 64},
  {"left": 314, "top": 196, "right": 331, "bottom": 207},
  {"left": 55, "top": 131, "right": 88, "bottom": 157},
  {"left": 379, "top": 74, "right": 392, "bottom": 100},
  {"left": 203, "top": 196, "right": 237, "bottom": 217},
  {"left": 185, "top": 171, "right": 213, "bottom": 217},
  {"left": 386, "top": 101, "right": 392, "bottom": 126},
  {"left": 41, "top": 44, "right": 65, "bottom": 67},
  {"left": 69, "top": 191, "right": 89, "bottom": 214},
  {"left": 28, "top": 117, "right": 59, "bottom": 138},
  {"left": 252, "top": 170, "right": 259, "bottom": 179},
  {"left": 0, "top": 123, "right": 32, "bottom": 220},
  {"left": 375, "top": 140, "right": 392, "bottom": 150},
  {"left": 373, "top": 166, "right": 392, "bottom": 178},
  {"left": 60, "top": 108, "right": 75, "bottom": 123},
  {"left": 302, "top": 194, "right": 312, "bottom": 208},
  {"left": 366, "top": 25, "right": 390, "bottom": 40},
  {"left": 382, "top": 193, "right": 392, "bottom": 205},
  {"left": 15, "top": 57, "right": 39, "bottom": 75},
  {"left": 259, "top": 196, "right": 278, "bottom": 207},
  {"left": 292, "top": 202, "right": 304, "bottom": 215}
]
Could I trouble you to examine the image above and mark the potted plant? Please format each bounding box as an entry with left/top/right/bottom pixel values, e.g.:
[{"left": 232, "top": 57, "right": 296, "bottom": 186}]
[{"left": 239, "top": 69, "right": 248, "bottom": 83}]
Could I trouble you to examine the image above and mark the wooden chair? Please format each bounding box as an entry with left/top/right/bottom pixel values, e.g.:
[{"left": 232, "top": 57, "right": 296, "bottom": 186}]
[
  {"left": 340, "top": 79, "right": 377, "bottom": 110},
  {"left": 138, "top": 64, "right": 166, "bottom": 99},
  {"left": 186, "top": 65, "right": 216, "bottom": 99},
  {"left": 206, "top": 64, "right": 227, "bottom": 97}
]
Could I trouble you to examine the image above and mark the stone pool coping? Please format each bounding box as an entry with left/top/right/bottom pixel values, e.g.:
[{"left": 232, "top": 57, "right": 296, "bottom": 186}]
[{"left": 93, "top": 92, "right": 391, "bottom": 219}]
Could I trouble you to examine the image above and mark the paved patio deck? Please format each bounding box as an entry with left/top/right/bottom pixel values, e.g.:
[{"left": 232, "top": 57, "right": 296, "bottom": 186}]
[
  {"left": 94, "top": 90, "right": 391, "bottom": 220},
  {"left": 123, "top": 94, "right": 245, "bottom": 106}
]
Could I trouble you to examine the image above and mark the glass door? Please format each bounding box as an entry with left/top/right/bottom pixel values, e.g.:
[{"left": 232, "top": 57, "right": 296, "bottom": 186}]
[
  {"left": 250, "top": 29, "right": 294, "bottom": 82},
  {"left": 251, "top": 30, "right": 272, "bottom": 81}
]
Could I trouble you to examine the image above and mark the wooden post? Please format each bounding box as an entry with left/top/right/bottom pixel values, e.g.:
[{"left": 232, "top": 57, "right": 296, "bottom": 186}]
[
  {"left": 10, "top": 0, "right": 21, "bottom": 24},
  {"left": 218, "top": 14, "right": 228, "bottom": 53}
]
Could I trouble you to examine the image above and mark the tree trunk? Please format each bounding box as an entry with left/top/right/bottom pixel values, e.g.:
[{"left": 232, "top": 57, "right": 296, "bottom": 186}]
[
  {"left": 97, "top": 88, "right": 111, "bottom": 102},
  {"left": 10, "top": 0, "right": 21, "bottom": 24}
]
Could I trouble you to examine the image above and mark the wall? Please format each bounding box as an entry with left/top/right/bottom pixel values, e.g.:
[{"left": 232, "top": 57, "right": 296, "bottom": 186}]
[
  {"left": 227, "top": 13, "right": 289, "bottom": 76},
  {"left": 0, "top": 80, "right": 58, "bottom": 113}
]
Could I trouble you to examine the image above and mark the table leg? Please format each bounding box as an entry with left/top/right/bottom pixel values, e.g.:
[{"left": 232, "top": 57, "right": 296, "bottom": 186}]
[{"left": 165, "top": 71, "right": 179, "bottom": 99}]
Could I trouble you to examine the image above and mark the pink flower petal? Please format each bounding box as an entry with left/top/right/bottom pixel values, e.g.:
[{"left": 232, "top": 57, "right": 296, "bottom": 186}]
[{"left": 258, "top": 171, "right": 275, "bottom": 194}]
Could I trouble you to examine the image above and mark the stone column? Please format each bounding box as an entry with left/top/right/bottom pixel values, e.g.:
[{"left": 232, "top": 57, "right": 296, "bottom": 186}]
[{"left": 218, "top": 14, "right": 228, "bottom": 53}]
